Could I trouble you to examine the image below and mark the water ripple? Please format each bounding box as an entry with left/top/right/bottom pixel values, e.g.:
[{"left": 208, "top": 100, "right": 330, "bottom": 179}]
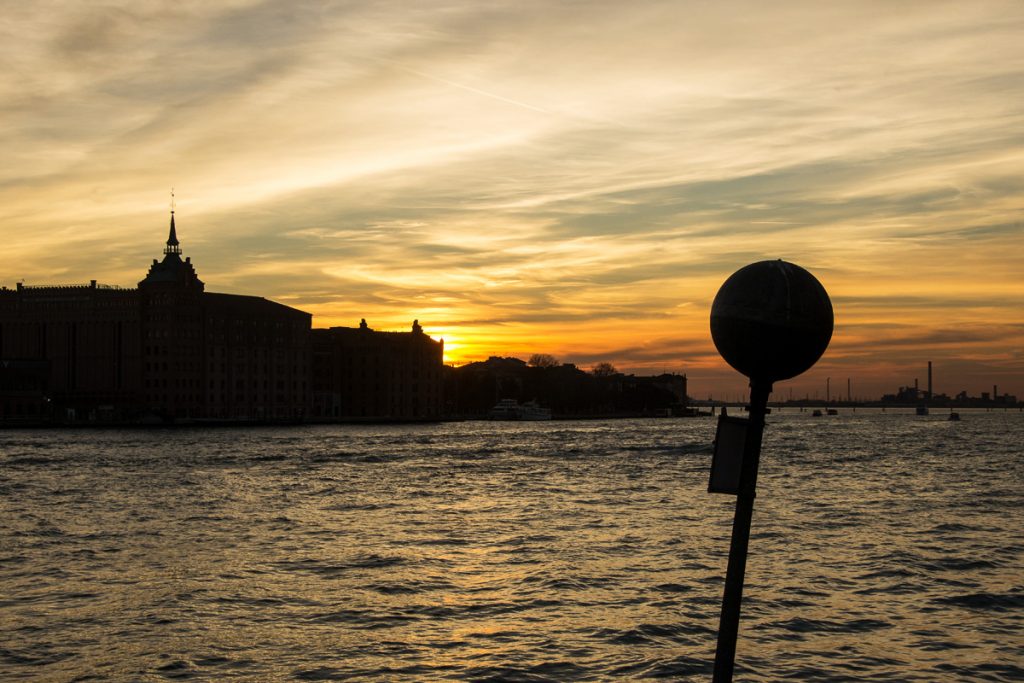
[{"left": 1, "top": 412, "right": 1021, "bottom": 680}]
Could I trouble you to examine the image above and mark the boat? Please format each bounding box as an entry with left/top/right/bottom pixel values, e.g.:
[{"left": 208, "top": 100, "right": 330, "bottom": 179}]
[
  {"left": 916, "top": 406, "right": 929, "bottom": 416},
  {"left": 488, "top": 399, "right": 552, "bottom": 421},
  {"left": 948, "top": 412, "right": 961, "bottom": 421},
  {"left": 812, "top": 409, "right": 823, "bottom": 417},
  {"left": 827, "top": 409, "right": 838, "bottom": 415}
]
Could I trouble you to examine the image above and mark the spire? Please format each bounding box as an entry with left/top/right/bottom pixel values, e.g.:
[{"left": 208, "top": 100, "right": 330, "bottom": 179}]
[
  {"left": 164, "top": 212, "right": 181, "bottom": 255},
  {"left": 140, "top": 193, "right": 204, "bottom": 290},
  {"left": 165, "top": 190, "right": 181, "bottom": 255}
]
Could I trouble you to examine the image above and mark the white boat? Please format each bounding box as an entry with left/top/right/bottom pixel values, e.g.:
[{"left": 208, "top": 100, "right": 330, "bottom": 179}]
[{"left": 488, "top": 399, "right": 552, "bottom": 421}]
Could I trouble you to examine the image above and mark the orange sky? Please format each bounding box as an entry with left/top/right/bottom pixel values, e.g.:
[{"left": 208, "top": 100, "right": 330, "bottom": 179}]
[{"left": 2, "top": 1, "right": 1022, "bottom": 399}]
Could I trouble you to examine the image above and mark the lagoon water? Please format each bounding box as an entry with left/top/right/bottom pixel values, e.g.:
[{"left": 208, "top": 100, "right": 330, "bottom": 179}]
[{"left": 2, "top": 410, "right": 1022, "bottom": 681}]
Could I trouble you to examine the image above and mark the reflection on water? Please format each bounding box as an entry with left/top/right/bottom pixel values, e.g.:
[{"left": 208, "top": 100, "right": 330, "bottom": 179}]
[{"left": 1, "top": 411, "right": 1022, "bottom": 680}]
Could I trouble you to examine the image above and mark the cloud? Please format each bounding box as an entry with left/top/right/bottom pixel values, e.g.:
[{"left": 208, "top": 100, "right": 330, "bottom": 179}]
[{"left": 1, "top": 0, "right": 1023, "bottom": 395}]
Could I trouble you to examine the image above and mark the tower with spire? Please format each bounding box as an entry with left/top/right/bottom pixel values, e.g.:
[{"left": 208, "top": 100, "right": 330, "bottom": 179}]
[
  {"left": 138, "top": 206, "right": 205, "bottom": 419},
  {"left": 139, "top": 208, "right": 203, "bottom": 290}
]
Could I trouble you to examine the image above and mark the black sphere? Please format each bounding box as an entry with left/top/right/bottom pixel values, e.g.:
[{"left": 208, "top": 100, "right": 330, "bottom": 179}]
[{"left": 710, "top": 260, "right": 833, "bottom": 383}]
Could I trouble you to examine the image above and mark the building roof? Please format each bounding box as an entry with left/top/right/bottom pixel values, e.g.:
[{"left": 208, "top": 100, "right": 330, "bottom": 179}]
[
  {"left": 138, "top": 212, "right": 204, "bottom": 289},
  {"left": 204, "top": 292, "right": 310, "bottom": 319},
  {"left": 312, "top": 324, "right": 441, "bottom": 349}
]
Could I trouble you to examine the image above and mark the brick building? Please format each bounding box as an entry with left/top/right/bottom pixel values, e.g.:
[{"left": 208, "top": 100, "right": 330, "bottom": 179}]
[
  {"left": 1, "top": 213, "right": 310, "bottom": 422},
  {"left": 311, "top": 319, "right": 444, "bottom": 421},
  {"left": 1, "top": 212, "right": 444, "bottom": 424},
  {"left": 0, "top": 281, "right": 141, "bottom": 421}
]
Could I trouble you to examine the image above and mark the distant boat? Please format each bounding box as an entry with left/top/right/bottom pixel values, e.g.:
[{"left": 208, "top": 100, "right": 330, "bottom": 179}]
[
  {"left": 916, "top": 406, "right": 930, "bottom": 416},
  {"left": 948, "top": 412, "right": 961, "bottom": 421},
  {"left": 812, "top": 409, "right": 823, "bottom": 417},
  {"left": 489, "top": 399, "right": 552, "bottom": 421},
  {"left": 827, "top": 408, "right": 838, "bottom": 415}
]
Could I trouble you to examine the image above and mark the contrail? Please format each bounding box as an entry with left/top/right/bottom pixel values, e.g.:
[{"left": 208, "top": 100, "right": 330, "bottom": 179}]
[{"left": 397, "top": 64, "right": 551, "bottom": 115}]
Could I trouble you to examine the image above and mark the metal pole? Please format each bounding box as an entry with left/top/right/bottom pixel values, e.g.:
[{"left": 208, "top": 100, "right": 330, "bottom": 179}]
[{"left": 713, "top": 379, "right": 772, "bottom": 682}]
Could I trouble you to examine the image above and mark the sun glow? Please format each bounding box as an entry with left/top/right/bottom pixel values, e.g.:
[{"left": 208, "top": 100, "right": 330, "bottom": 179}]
[{"left": 1, "top": 1, "right": 1022, "bottom": 398}]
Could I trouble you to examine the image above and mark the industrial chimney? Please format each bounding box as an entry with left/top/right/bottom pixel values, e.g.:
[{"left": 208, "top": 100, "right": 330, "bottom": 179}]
[{"left": 927, "top": 361, "right": 933, "bottom": 402}]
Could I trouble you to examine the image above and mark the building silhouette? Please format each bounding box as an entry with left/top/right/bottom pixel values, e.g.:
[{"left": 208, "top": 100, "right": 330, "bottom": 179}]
[
  {"left": 0, "top": 280, "right": 143, "bottom": 421},
  {"left": 444, "top": 356, "right": 688, "bottom": 417},
  {"left": 311, "top": 319, "right": 443, "bottom": 421},
  {"left": 0, "top": 213, "right": 443, "bottom": 424}
]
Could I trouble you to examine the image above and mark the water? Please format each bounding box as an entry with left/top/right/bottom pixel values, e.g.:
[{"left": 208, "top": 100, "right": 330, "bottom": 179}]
[{"left": 1, "top": 410, "right": 1022, "bottom": 681}]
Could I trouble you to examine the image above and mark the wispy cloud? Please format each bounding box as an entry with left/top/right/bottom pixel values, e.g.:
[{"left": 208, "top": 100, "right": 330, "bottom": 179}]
[{"left": 1, "top": 0, "right": 1022, "bottom": 397}]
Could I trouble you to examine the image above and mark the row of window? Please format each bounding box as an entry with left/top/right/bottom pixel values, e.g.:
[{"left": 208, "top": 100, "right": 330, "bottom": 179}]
[
  {"left": 145, "top": 394, "right": 305, "bottom": 405},
  {"left": 207, "top": 319, "right": 306, "bottom": 331},
  {"left": 205, "top": 363, "right": 305, "bottom": 374},
  {"left": 206, "top": 347, "right": 306, "bottom": 360}
]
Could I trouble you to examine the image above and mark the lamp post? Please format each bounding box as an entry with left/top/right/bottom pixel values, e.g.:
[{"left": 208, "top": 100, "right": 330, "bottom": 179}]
[{"left": 708, "top": 260, "right": 833, "bottom": 682}]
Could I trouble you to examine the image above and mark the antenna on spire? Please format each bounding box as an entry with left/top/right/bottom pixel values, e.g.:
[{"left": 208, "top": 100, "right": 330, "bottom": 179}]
[{"left": 170, "top": 187, "right": 176, "bottom": 214}]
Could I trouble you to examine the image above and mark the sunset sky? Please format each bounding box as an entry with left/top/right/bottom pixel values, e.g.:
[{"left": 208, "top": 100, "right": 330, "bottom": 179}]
[{"left": 2, "top": 1, "right": 1022, "bottom": 400}]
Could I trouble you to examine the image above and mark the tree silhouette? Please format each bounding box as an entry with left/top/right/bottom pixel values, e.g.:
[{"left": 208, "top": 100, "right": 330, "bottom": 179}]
[{"left": 528, "top": 353, "right": 559, "bottom": 368}]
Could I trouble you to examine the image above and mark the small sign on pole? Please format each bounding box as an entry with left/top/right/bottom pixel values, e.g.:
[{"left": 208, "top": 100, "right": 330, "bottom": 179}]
[{"left": 709, "top": 415, "right": 748, "bottom": 495}]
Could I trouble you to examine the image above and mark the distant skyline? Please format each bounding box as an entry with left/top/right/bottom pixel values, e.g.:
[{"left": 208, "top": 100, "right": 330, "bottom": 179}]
[{"left": 2, "top": 1, "right": 1023, "bottom": 399}]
